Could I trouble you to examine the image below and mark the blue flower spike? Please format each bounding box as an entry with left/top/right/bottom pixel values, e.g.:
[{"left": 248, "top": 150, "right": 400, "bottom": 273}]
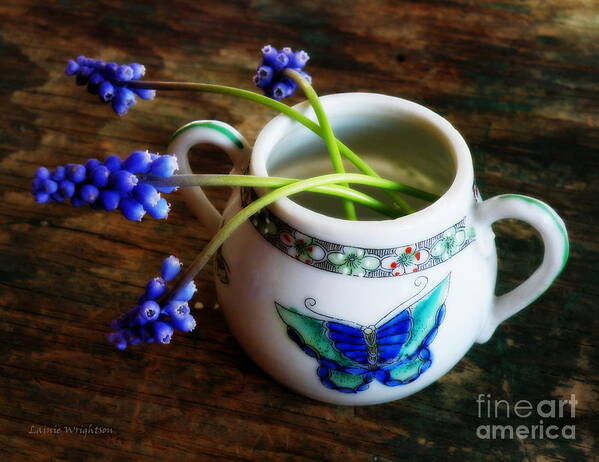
[
  {"left": 107, "top": 255, "right": 198, "bottom": 350},
  {"left": 32, "top": 151, "right": 178, "bottom": 221},
  {"left": 65, "top": 55, "right": 156, "bottom": 115},
  {"left": 254, "top": 45, "right": 311, "bottom": 100}
]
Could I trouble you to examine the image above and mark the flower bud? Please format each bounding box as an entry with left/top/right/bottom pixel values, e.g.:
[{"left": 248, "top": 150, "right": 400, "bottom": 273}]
[
  {"left": 119, "top": 197, "right": 145, "bottom": 221},
  {"left": 98, "top": 189, "right": 120, "bottom": 210},
  {"left": 145, "top": 277, "right": 167, "bottom": 300},
  {"left": 164, "top": 301, "right": 190, "bottom": 320},
  {"left": 36, "top": 167, "right": 50, "bottom": 180},
  {"left": 109, "top": 170, "right": 138, "bottom": 193},
  {"left": 145, "top": 197, "right": 170, "bottom": 219},
  {"left": 171, "top": 281, "right": 196, "bottom": 302},
  {"left": 132, "top": 183, "right": 160, "bottom": 208},
  {"left": 90, "top": 165, "right": 110, "bottom": 188},
  {"left": 137, "top": 300, "right": 161, "bottom": 324},
  {"left": 64, "top": 59, "right": 80, "bottom": 76},
  {"left": 98, "top": 80, "right": 115, "bottom": 102},
  {"left": 51, "top": 166, "right": 66, "bottom": 182},
  {"left": 129, "top": 63, "right": 146, "bottom": 80},
  {"left": 58, "top": 180, "right": 75, "bottom": 198},
  {"left": 103, "top": 154, "right": 122, "bottom": 172},
  {"left": 152, "top": 322, "right": 174, "bottom": 344},
  {"left": 150, "top": 155, "right": 178, "bottom": 178},
  {"left": 67, "top": 164, "right": 87, "bottom": 183},
  {"left": 172, "top": 315, "right": 196, "bottom": 333},
  {"left": 79, "top": 184, "right": 99, "bottom": 203},
  {"left": 161, "top": 255, "right": 182, "bottom": 281},
  {"left": 123, "top": 150, "right": 152, "bottom": 174},
  {"left": 115, "top": 65, "right": 134, "bottom": 82}
]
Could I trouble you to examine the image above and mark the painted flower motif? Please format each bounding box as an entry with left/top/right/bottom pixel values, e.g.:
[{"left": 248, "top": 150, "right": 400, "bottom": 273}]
[
  {"left": 251, "top": 209, "right": 278, "bottom": 236},
  {"left": 327, "top": 247, "right": 380, "bottom": 277},
  {"left": 430, "top": 227, "right": 466, "bottom": 262},
  {"left": 381, "top": 246, "right": 429, "bottom": 276},
  {"left": 280, "top": 231, "right": 325, "bottom": 264}
]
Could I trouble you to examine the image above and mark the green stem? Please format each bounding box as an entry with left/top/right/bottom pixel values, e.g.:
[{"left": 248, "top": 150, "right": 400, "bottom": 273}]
[
  {"left": 128, "top": 80, "right": 428, "bottom": 206},
  {"left": 145, "top": 174, "right": 400, "bottom": 218},
  {"left": 166, "top": 173, "right": 415, "bottom": 299},
  {"left": 305, "top": 185, "right": 400, "bottom": 218},
  {"left": 283, "top": 69, "right": 356, "bottom": 220},
  {"left": 147, "top": 173, "right": 439, "bottom": 202}
]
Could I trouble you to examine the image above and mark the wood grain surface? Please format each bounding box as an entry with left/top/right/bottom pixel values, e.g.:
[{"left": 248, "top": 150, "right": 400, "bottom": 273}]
[{"left": 0, "top": 1, "right": 597, "bottom": 460}]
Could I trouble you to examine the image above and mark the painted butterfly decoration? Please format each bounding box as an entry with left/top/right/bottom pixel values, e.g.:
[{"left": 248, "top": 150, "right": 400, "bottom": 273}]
[{"left": 275, "top": 274, "right": 450, "bottom": 393}]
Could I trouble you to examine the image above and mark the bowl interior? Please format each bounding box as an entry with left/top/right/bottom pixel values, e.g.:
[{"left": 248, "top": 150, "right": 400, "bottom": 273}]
[{"left": 267, "top": 111, "right": 456, "bottom": 220}]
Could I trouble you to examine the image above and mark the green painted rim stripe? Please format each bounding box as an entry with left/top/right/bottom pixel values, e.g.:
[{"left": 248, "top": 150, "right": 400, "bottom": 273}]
[
  {"left": 170, "top": 121, "right": 245, "bottom": 150},
  {"left": 498, "top": 194, "right": 569, "bottom": 272}
]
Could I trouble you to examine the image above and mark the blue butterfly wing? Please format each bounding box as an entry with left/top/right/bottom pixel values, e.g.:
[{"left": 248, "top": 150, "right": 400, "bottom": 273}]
[
  {"left": 375, "top": 347, "right": 433, "bottom": 386},
  {"left": 373, "top": 274, "right": 450, "bottom": 381},
  {"left": 326, "top": 321, "right": 370, "bottom": 366},
  {"left": 399, "top": 275, "right": 449, "bottom": 360},
  {"left": 375, "top": 309, "right": 412, "bottom": 363},
  {"left": 276, "top": 303, "right": 372, "bottom": 393}
]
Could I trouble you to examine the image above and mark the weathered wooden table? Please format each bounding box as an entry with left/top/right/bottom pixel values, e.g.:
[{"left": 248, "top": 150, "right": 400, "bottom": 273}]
[{"left": 1, "top": 1, "right": 596, "bottom": 460}]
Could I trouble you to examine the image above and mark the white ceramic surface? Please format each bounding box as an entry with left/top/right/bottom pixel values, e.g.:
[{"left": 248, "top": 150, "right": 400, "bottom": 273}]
[{"left": 167, "top": 93, "right": 569, "bottom": 405}]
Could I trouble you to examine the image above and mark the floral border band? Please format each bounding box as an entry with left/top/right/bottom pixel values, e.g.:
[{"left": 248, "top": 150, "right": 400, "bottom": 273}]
[{"left": 241, "top": 187, "right": 476, "bottom": 278}]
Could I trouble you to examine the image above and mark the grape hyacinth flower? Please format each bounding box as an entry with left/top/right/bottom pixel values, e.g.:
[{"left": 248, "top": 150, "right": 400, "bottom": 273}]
[
  {"left": 64, "top": 56, "right": 156, "bottom": 115},
  {"left": 31, "top": 151, "right": 178, "bottom": 221},
  {"left": 253, "top": 45, "right": 311, "bottom": 101},
  {"left": 108, "top": 255, "right": 197, "bottom": 349}
]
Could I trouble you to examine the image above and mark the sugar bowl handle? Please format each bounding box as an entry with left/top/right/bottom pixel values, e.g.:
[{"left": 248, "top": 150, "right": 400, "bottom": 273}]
[
  {"left": 475, "top": 194, "right": 569, "bottom": 342},
  {"left": 167, "top": 120, "right": 251, "bottom": 235}
]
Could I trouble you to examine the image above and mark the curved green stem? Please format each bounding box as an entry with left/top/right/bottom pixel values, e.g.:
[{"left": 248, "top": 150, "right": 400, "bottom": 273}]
[
  {"left": 146, "top": 173, "right": 439, "bottom": 201},
  {"left": 283, "top": 69, "right": 356, "bottom": 220},
  {"left": 146, "top": 174, "right": 406, "bottom": 218},
  {"left": 128, "top": 80, "right": 430, "bottom": 205},
  {"left": 166, "top": 173, "right": 417, "bottom": 299},
  {"left": 312, "top": 185, "right": 400, "bottom": 218}
]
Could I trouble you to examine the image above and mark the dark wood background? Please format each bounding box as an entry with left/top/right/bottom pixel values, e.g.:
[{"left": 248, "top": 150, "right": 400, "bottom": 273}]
[{"left": 0, "top": 1, "right": 596, "bottom": 460}]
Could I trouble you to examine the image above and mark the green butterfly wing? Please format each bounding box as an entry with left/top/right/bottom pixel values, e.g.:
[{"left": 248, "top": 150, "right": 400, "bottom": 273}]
[
  {"left": 275, "top": 303, "right": 357, "bottom": 368},
  {"left": 397, "top": 274, "right": 450, "bottom": 360},
  {"left": 318, "top": 366, "right": 373, "bottom": 393}
]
